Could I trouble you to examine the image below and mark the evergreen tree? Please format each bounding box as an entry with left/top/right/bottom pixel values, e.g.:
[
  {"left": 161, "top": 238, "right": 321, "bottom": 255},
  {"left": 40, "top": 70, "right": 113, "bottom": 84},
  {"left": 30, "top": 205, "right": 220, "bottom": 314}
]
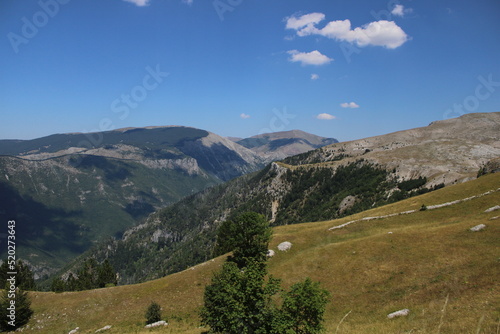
[
  {"left": 50, "top": 277, "right": 65, "bottom": 293},
  {"left": 202, "top": 212, "right": 330, "bottom": 334},
  {"left": 0, "top": 260, "right": 36, "bottom": 291},
  {"left": 0, "top": 285, "right": 33, "bottom": 331},
  {"left": 50, "top": 258, "right": 117, "bottom": 292},
  {"left": 77, "top": 258, "right": 99, "bottom": 290},
  {"left": 97, "top": 259, "right": 117, "bottom": 288},
  {"left": 145, "top": 302, "right": 162, "bottom": 325},
  {"left": 66, "top": 273, "right": 78, "bottom": 291},
  {"left": 214, "top": 212, "right": 272, "bottom": 269}
]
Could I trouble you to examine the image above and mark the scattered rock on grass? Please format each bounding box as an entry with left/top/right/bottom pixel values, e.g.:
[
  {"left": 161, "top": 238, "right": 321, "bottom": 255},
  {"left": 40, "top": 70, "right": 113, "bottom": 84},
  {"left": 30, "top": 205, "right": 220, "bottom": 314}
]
[
  {"left": 484, "top": 205, "right": 500, "bottom": 213},
  {"left": 95, "top": 325, "right": 112, "bottom": 332},
  {"left": 145, "top": 321, "right": 168, "bottom": 328},
  {"left": 387, "top": 309, "right": 410, "bottom": 319},
  {"left": 470, "top": 224, "right": 486, "bottom": 232},
  {"left": 277, "top": 241, "right": 292, "bottom": 251},
  {"left": 267, "top": 250, "right": 275, "bottom": 257},
  {"left": 68, "top": 328, "right": 79, "bottom": 334}
]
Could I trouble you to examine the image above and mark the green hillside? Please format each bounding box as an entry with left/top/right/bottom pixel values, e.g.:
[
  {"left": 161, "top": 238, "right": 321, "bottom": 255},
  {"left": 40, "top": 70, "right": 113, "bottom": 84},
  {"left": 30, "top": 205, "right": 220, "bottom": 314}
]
[
  {"left": 0, "top": 155, "right": 219, "bottom": 279},
  {"left": 83, "top": 160, "right": 424, "bottom": 284},
  {"left": 0, "top": 126, "right": 266, "bottom": 279},
  {"left": 25, "top": 172, "right": 500, "bottom": 333}
]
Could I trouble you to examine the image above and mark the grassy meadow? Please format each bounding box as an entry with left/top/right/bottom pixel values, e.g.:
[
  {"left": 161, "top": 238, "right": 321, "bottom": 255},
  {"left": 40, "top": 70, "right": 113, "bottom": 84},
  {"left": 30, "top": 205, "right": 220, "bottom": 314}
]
[{"left": 22, "top": 173, "right": 500, "bottom": 333}]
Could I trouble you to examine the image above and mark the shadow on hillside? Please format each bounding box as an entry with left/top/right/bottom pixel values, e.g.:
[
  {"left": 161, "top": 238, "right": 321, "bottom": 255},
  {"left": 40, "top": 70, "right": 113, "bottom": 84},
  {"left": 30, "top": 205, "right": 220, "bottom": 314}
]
[
  {"left": 0, "top": 182, "right": 88, "bottom": 256},
  {"left": 76, "top": 155, "right": 132, "bottom": 181}
]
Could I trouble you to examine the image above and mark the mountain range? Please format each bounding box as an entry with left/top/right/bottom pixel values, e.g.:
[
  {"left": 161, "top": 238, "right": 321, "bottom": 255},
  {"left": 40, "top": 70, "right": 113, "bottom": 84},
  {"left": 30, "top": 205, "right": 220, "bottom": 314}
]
[
  {"left": 0, "top": 127, "right": 337, "bottom": 278},
  {"left": 77, "top": 112, "right": 500, "bottom": 284}
]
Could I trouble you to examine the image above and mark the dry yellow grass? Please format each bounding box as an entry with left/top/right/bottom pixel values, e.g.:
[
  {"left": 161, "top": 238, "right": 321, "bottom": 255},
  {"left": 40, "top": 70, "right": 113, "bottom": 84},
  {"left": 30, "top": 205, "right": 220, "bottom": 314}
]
[{"left": 22, "top": 173, "right": 500, "bottom": 333}]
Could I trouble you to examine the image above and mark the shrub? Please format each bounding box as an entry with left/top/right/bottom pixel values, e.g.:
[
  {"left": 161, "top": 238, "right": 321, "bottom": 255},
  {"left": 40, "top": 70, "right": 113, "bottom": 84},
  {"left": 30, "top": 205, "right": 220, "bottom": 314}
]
[
  {"left": 145, "top": 302, "right": 162, "bottom": 325},
  {"left": 280, "top": 278, "right": 330, "bottom": 334}
]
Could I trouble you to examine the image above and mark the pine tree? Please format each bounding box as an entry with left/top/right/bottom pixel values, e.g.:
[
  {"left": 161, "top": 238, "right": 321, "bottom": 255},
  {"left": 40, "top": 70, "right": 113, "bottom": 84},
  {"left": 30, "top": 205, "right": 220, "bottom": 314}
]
[
  {"left": 77, "top": 258, "right": 99, "bottom": 290},
  {"left": 214, "top": 212, "right": 272, "bottom": 269},
  {"left": 202, "top": 212, "right": 279, "bottom": 333},
  {"left": 0, "top": 285, "right": 33, "bottom": 331},
  {"left": 202, "top": 212, "right": 330, "bottom": 334},
  {"left": 145, "top": 302, "right": 162, "bottom": 325},
  {"left": 66, "top": 273, "right": 78, "bottom": 291},
  {"left": 0, "top": 260, "right": 36, "bottom": 291},
  {"left": 97, "top": 259, "right": 117, "bottom": 288},
  {"left": 50, "top": 277, "right": 65, "bottom": 293}
]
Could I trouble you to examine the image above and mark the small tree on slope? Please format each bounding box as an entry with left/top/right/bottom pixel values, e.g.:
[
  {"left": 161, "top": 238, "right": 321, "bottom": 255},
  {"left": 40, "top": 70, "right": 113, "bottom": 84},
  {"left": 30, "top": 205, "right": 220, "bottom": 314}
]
[
  {"left": 201, "top": 212, "right": 329, "bottom": 334},
  {"left": 145, "top": 301, "right": 162, "bottom": 325}
]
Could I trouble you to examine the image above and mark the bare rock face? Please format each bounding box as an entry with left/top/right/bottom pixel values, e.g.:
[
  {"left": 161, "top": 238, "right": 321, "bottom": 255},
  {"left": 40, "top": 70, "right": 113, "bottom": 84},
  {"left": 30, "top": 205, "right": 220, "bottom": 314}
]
[
  {"left": 284, "top": 112, "right": 500, "bottom": 187},
  {"left": 338, "top": 195, "right": 358, "bottom": 214},
  {"left": 480, "top": 157, "right": 500, "bottom": 175}
]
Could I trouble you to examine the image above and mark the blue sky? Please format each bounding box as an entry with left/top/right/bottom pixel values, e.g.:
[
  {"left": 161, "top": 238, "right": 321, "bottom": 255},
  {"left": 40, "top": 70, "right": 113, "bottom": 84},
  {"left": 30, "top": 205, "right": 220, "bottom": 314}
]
[{"left": 1, "top": 0, "right": 499, "bottom": 141}]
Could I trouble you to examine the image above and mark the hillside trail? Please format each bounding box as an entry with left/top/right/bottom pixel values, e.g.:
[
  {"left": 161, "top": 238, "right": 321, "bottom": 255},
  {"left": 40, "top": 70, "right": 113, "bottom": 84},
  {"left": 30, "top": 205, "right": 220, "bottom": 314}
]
[{"left": 328, "top": 187, "right": 500, "bottom": 231}]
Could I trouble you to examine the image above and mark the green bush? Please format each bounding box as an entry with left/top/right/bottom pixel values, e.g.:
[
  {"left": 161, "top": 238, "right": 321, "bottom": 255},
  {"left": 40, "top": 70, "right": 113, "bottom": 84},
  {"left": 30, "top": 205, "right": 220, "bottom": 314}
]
[
  {"left": 280, "top": 278, "right": 330, "bottom": 334},
  {"left": 145, "top": 301, "right": 162, "bottom": 325}
]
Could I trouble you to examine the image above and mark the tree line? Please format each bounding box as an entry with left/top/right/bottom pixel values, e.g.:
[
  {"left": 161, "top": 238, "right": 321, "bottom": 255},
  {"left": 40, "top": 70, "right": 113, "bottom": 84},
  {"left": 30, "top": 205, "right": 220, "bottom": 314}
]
[{"left": 51, "top": 258, "right": 117, "bottom": 292}]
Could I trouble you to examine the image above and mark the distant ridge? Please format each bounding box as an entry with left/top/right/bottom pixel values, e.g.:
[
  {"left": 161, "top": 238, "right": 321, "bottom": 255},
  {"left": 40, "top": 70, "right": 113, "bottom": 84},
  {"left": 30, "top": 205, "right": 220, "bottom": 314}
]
[
  {"left": 235, "top": 129, "right": 338, "bottom": 161},
  {"left": 0, "top": 126, "right": 336, "bottom": 278}
]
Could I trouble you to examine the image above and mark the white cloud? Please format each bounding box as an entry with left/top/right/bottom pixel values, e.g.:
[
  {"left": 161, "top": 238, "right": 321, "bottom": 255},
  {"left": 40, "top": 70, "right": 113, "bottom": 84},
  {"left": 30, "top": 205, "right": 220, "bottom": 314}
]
[
  {"left": 311, "top": 74, "right": 320, "bottom": 80},
  {"left": 392, "top": 4, "right": 413, "bottom": 17},
  {"left": 123, "top": 0, "right": 150, "bottom": 6},
  {"left": 287, "top": 13, "right": 409, "bottom": 49},
  {"left": 288, "top": 50, "right": 333, "bottom": 66},
  {"left": 391, "top": 4, "right": 404, "bottom": 17},
  {"left": 340, "top": 102, "right": 360, "bottom": 108},
  {"left": 286, "top": 13, "right": 325, "bottom": 30},
  {"left": 316, "top": 113, "right": 336, "bottom": 120},
  {"left": 182, "top": 0, "right": 193, "bottom": 5},
  {"left": 240, "top": 113, "right": 251, "bottom": 119}
]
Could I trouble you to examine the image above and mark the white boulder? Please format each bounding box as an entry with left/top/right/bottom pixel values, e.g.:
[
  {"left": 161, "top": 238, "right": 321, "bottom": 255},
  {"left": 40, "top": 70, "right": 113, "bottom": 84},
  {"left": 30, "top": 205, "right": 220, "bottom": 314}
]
[
  {"left": 95, "top": 325, "right": 112, "bottom": 332},
  {"left": 145, "top": 320, "right": 168, "bottom": 328},
  {"left": 470, "top": 224, "right": 486, "bottom": 232},
  {"left": 277, "top": 241, "right": 292, "bottom": 251},
  {"left": 484, "top": 205, "right": 500, "bottom": 213},
  {"left": 387, "top": 309, "right": 410, "bottom": 319}
]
